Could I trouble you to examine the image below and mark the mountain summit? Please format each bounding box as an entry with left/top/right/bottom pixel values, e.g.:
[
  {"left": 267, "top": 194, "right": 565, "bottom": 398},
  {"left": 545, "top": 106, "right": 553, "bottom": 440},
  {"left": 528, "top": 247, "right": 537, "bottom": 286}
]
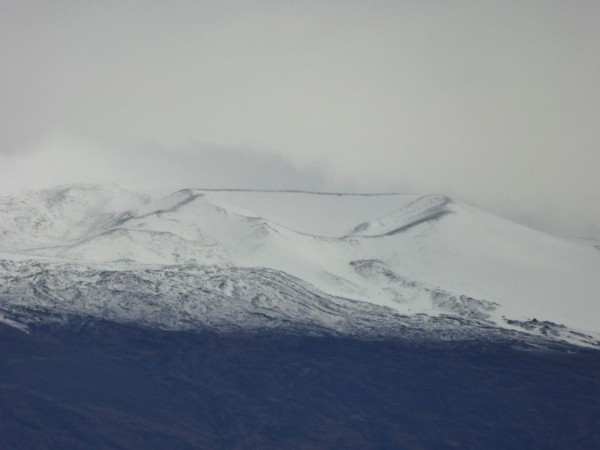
[{"left": 1, "top": 185, "right": 599, "bottom": 348}]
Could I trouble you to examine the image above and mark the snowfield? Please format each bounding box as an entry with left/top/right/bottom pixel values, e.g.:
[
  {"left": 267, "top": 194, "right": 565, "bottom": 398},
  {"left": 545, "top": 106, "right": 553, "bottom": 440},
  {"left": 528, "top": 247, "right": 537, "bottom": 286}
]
[{"left": 1, "top": 184, "right": 598, "bottom": 347}]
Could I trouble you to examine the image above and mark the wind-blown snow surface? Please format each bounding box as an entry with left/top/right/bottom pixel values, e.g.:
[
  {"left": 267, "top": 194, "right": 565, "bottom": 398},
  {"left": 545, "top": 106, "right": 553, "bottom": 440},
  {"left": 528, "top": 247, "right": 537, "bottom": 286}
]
[{"left": 0, "top": 185, "right": 599, "bottom": 347}]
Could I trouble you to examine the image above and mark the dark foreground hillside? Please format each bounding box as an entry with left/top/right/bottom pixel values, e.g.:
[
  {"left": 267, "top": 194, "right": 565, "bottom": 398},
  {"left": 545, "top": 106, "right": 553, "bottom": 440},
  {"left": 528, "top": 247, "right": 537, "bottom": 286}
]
[{"left": 0, "top": 320, "right": 599, "bottom": 449}]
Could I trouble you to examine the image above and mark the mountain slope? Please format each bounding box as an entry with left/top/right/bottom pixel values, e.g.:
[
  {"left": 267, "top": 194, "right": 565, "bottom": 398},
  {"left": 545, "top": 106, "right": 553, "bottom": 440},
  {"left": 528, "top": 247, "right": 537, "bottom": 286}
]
[{"left": 0, "top": 185, "right": 598, "bottom": 347}]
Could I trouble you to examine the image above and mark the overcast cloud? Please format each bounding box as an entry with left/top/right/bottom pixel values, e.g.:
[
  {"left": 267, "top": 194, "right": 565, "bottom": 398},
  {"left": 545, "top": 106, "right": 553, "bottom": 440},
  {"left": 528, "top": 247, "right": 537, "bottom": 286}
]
[{"left": 1, "top": 1, "right": 599, "bottom": 237}]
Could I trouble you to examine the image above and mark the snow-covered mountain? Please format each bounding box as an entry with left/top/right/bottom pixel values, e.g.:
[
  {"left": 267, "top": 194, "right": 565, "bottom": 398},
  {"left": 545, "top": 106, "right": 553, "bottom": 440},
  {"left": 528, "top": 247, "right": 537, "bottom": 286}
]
[{"left": 1, "top": 184, "right": 599, "bottom": 348}]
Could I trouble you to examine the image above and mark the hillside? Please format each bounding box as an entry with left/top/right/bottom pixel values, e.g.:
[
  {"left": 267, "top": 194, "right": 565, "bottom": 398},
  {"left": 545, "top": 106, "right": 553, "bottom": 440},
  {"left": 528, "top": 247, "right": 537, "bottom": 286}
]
[{"left": 1, "top": 185, "right": 599, "bottom": 347}]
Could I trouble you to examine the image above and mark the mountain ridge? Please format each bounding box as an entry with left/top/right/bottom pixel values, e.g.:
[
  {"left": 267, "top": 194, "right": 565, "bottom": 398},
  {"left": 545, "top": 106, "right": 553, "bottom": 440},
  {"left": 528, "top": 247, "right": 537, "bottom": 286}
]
[{"left": 1, "top": 184, "right": 598, "bottom": 348}]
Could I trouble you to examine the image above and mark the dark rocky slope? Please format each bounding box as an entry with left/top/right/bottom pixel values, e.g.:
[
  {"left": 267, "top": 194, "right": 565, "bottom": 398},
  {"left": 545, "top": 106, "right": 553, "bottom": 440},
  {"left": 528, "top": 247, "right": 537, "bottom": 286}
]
[{"left": 1, "top": 321, "right": 599, "bottom": 450}]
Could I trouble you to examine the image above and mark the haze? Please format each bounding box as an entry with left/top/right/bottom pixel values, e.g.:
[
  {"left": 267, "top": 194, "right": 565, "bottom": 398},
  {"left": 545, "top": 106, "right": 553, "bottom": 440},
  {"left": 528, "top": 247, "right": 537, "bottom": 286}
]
[{"left": 1, "top": 1, "right": 599, "bottom": 237}]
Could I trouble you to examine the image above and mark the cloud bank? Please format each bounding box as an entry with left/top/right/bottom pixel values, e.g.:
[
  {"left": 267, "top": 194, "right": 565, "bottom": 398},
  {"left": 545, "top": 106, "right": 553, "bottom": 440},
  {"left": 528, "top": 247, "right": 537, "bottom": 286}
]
[{"left": 1, "top": 1, "right": 599, "bottom": 237}]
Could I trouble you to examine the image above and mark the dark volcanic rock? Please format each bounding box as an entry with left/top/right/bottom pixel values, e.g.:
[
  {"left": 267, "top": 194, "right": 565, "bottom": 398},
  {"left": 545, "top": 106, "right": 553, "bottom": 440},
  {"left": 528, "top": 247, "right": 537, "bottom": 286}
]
[{"left": 1, "top": 321, "right": 599, "bottom": 449}]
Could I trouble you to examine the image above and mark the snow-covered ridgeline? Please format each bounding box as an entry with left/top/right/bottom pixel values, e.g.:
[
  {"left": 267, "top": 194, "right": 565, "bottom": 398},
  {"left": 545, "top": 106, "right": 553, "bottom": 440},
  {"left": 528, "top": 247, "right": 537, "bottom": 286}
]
[{"left": 0, "top": 185, "right": 599, "bottom": 347}]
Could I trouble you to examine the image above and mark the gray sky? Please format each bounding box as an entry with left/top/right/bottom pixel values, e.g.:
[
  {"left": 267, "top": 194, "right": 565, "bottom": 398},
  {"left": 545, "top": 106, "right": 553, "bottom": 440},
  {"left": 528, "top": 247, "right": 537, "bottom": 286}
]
[{"left": 1, "top": 1, "right": 599, "bottom": 237}]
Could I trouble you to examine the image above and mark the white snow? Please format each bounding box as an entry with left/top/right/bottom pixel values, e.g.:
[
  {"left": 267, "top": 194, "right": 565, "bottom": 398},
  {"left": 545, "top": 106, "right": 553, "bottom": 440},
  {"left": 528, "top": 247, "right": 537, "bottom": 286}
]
[
  {"left": 1, "top": 185, "right": 599, "bottom": 342},
  {"left": 196, "top": 190, "right": 419, "bottom": 237},
  {"left": 0, "top": 314, "right": 29, "bottom": 333}
]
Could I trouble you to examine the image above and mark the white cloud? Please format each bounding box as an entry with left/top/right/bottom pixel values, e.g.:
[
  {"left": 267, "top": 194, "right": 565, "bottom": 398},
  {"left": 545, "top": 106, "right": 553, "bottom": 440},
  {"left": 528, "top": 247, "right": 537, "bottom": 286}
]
[{"left": 1, "top": 1, "right": 599, "bottom": 237}]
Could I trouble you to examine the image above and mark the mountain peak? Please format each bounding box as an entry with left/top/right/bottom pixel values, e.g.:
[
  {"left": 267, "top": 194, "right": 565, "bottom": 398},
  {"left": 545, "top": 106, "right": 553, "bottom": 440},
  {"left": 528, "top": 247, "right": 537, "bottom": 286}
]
[
  {"left": 0, "top": 185, "right": 598, "bottom": 347},
  {"left": 349, "top": 195, "right": 453, "bottom": 237}
]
